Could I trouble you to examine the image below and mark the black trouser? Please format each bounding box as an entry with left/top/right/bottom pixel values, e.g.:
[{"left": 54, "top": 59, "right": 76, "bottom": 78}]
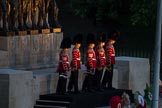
[
  {"left": 93, "top": 68, "right": 103, "bottom": 89},
  {"left": 68, "top": 69, "right": 79, "bottom": 92},
  {"left": 56, "top": 72, "right": 67, "bottom": 94},
  {"left": 82, "top": 73, "right": 94, "bottom": 91},
  {"left": 102, "top": 65, "right": 114, "bottom": 88}
]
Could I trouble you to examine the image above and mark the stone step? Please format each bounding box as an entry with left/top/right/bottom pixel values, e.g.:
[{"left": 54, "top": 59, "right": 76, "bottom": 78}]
[
  {"left": 34, "top": 104, "right": 67, "bottom": 108},
  {"left": 34, "top": 89, "right": 134, "bottom": 108},
  {"left": 36, "top": 100, "right": 70, "bottom": 107},
  {"left": 39, "top": 94, "right": 73, "bottom": 102}
]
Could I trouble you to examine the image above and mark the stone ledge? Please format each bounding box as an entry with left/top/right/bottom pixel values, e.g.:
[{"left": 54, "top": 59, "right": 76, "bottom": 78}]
[{"left": 14, "top": 63, "right": 58, "bottom": 70}]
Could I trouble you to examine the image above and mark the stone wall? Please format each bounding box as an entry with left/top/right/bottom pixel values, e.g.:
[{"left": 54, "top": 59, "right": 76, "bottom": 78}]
[
  {"left": 0, "top": 32, "right": 63, "bottom": 69},
  {"left": 33, "top": 72, "right": 59, "bottom": 102},
  {"left": 0, "top": 68, "right": 85, "bottom": 108},
  {"left": 0, "top": 69, "right": 33, "bottom": 108}
]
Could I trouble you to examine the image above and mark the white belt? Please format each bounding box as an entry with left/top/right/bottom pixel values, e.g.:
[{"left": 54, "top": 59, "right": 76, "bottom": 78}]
[
  {"left": 100, "top": 57, "right": 105, "bottom": 58},
  {"left": 59, "top": 73, "right": 68, "bottom": 78},
  {"left": 59, "top": 74, "right": 67, "bottom": 78},
  {"left": 59, "top": 61, "right": 69, "bottom": 64}
]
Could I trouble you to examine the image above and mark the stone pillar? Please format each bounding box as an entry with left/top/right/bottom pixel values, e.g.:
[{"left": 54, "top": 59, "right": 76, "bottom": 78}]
[
  {"left": 114, "top": 56, "right": 150, "bottom": 95},
  {"left": 0, "top": 69, "right": 33, "bottom": 108}
]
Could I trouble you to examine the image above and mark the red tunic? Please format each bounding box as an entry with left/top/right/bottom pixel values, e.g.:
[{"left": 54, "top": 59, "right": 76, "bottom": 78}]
[
  {"left": 105, "top": 42, "right": 115, "bottom": 65},
  {"left": 86, "top": 47, "right": 97, "bottom": 69},
  {"left": 58, "top": 50, "right": 70, "bottom": 72},
  {"left": 71, "top": 47, "right": 81, "bottom": 69},
  {"left": 95, "top": 46, "right": 106, "bottom": 67}
]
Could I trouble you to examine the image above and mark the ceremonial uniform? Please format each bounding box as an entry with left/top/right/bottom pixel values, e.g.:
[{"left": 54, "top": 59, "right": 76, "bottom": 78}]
[
  {"left": 82, "top": 33, "right": 96, "bottom": 92},
  {"left": 86, "top": 47, "right": 97, "bottom": 70},
  {"left": 56, "top": 37, "right": 71, "bottom": 94},
  {"left": 102, "top": 30, "right": 119, "bottom": 89},
  {"left": 95, "top": 46, "right": 106, "bottom": 68},
  {"left": 93, "top": 33, "right": 106, "bottom": 90},
  {"left": 68, "top": 34, "right": 82, "bottom": 93},
  {"left": 57, "top": 50, "right": 70, "bottom": 73},
  {"left": 102, "top": 42, "right": 115, "bottom": 88}
]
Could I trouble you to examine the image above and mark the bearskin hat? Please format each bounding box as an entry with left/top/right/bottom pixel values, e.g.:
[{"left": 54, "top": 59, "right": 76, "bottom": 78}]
[
  {"left": 108, "top": 30, "right": 120, "bottom": 41},
  {"left": 60, "top": 37, "right": 72, "bottom": 48},
  {"left": 86, "top": 33, "right": 96, "bottom": 44},
  {"left": 73, "top": 33, "right": 83, "bottom": 44},
  {"left": 98, "top": 32, "right": 106, "bottom": 42}
]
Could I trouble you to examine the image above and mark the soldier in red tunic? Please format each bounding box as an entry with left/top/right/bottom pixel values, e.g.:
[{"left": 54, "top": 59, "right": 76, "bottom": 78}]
[
  {"left": 68, "top": 34, "right": 83, "bottom": 94},
  {"left": 56, "top": 37, "right": 71, "bottom": 95},
  {"left": 82, "top": 33, "right": 96, "bottom": 92},
  {"left": 102, "top": 30, "right": 119, "bottom": 89},
  {"left": 93, "top": 32, "right": 106, "bottom": 91}
]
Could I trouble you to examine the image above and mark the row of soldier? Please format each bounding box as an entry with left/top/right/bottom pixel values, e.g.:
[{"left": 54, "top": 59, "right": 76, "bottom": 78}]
[
  {"left": 56, "top": 31, "right": 119, "bottom": 95},
  {"left": 0, "top": 0, "right": 60, "bottom": 32}
]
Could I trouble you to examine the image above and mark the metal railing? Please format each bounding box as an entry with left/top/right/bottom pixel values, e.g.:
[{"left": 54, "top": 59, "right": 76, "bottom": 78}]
[{"left": 115, "top": 47, "right": 153, "bottom": 59}]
